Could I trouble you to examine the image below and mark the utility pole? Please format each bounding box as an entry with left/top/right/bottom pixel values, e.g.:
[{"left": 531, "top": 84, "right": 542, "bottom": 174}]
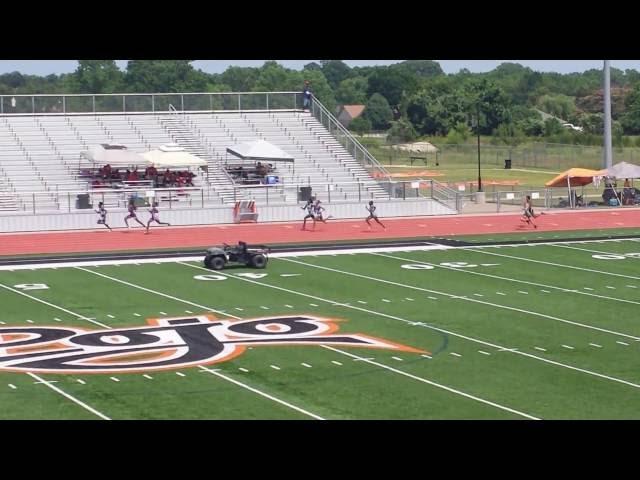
[
  {"left": 476, "top": 101, "right": 482, "bottom": 192},
  {"left": 603, "top": 60, "right": 613, "bottom": 168}
]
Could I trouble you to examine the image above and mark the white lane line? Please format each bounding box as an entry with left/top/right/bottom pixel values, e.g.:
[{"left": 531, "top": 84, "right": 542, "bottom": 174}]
[
  {"left": 589, "top": 343, "right": 603, "bottom": 348},
  {"left": 391, "top": 356, "right": 403, "bottom": 361},
  {"left": 159, "top": 311, "right": 168, "bottom": 315},
  {"left": 283, "top": 257, "right": 640, "bottom": 342},
  {"left": 284, "top": 304, "right": 294, "bottom": 308},
  {"left": 0, "top": 283, "right": 110, "bottom": 328},
  {"left": 185, "top": 310, "right": 193, "bottom": 313},
  {"left": 627, "top": 285, "right": 638, "bottom": 289},
  {"left": 143, "top": 374, "right": 153, "bottom": 379},
  {"left": 518, "top": 291, "right": 529, "bottom": 295},
  {"left": 583, "top": 287, "right": 594, "bottom": 291},
  {"left": 0, "top": 321, "right": 5, "bottom": 325},
  {"left": 421, "top": 354, "right": 432, "bottom": 359},
  {"left": 198, "top": 366, "right": 324, "bottom": 420},
  {"left": 617, "top": 341, "right": 630, "bottom": 346},
  {"left": 331, "top": 360, "right": 343, "bottom": 365},
  {"left": 110, "top": 377, "right": 120, "bottom": 382},
  {"left": 8, "top": 384, "right": 17, "bottom": 389},
  {"left": 428, "top": 296, "right": 438, "bottom": 300},
  {"left": 606, "top": 286, "right": 616, "bottom": 290},
  {"left": 260, "top": 306, "right": 270, "bottom": 310},
  {"left": 465, "top": 248, "right": 640, "bottom": 281},
  {"left": 76, "top": 379, "right": 86, "bottom": 385},
  {"left": 238, "top": 368, "right": 249, "bottom": 373},
  {"left": 478, "top": 351, "right": 491, "bottom": 356},
  {"left": 107, "top": 314, "right": 115, "bottom": 318},
  {"left": 27, "top": 372, "right": 110, "bottom": 420},
  {"left": 375, "top": 252, "right": 640, "bottom": 309},
  {"left": 450, "top": 352, "right": 462, "bottom": 357},
  {"left": 382, "top": 299, "right": 391, "bottom": 303},
  {"left": 301, "top": 363, "right": 312, "bottom": 368},
  {"left": 270, "top": 365, "right": 281, "bottom": 370},
  {"left": 26, "top": 319, "right": 34, "bottom": 323},
  {"left": 33, "top": 380, "right": 58, "bottom": 384},
  {"left": 235, "top": 308, "right": 244, "bottom": 311},
  {"left": 54, "top": 318, "right": 62, "bottom": 322},
  {"left": 179, "top": 261, "right": 640, "bottom": 392},
  {"left": 357, "top": 300, "right": 367, "bottom": 304},
  {"left": 534, "top": 347, "right": 547, "bottom": 352},
  {"left": 496, "top": 292, "right": 507, "bottom": 296},
  {"left": 561, "top": 345, "right": 575, "bottom": 350},
  {"left": 405, "top": 298, "right": 414, "bottom": 301},
  {"left": 133, "top": 313, "right": 141, "bottom": 317},
  {"left": 322, "top": 346, "right": 539, "bottom": 420},
  {"left": 176, "top": 372, "right": 186, "bottom": 377}
]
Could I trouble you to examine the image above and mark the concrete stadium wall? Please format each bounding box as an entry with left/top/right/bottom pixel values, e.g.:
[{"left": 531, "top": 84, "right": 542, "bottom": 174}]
[{"left": 0, "top": 199, "right": 455, "bottom": 233}]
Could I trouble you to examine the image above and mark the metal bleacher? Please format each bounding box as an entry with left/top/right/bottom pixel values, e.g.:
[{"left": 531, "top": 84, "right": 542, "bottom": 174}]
[{"left": 0, "top": 92, "right": 426, "bottom": 215}]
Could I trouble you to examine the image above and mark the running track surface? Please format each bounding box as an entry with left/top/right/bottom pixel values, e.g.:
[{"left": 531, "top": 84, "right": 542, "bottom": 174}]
[{"left": 0, "top": 209, "right": 638, "bottom": 256}]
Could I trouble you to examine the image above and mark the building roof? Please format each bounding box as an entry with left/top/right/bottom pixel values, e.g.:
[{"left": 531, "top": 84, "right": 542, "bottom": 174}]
[{"left": 340, "top": 105, "right": 365, "bottom": 119}]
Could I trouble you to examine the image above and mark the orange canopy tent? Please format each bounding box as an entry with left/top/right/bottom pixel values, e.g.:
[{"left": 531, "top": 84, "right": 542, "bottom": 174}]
[
  {"left": 545, "top": 168, "right": 603, "bottom": 187},
  {"left": 545, "top": 168, "right": 605, "bottom": 208}
]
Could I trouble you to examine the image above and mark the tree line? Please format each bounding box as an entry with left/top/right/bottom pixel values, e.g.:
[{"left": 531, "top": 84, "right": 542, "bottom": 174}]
[{"left": 3, "top": 60, "right": 640, "bottom": 146}]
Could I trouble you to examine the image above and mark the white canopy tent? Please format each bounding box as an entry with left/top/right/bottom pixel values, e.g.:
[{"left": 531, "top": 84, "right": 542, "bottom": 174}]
[
  {"left": 597, "top": 161, "right": 640, "bottom": 180},
  {"left": 80, "top": 144, "right": 146, "bottom": 167},
  {"left": 226, "top": 139, "right": 294, "bottom": 163},
  {"left": 141, "top": 144, "right": 207, "bottom": 168}
]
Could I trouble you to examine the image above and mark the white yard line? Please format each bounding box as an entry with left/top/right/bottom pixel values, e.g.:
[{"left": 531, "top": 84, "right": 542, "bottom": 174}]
[
  {"left": 176, "top": 260, "right": 640, "bottom": 392},
  {"left": 197, "top": 366, "right": 324, "bottom": 420},
  {"left": 321, "top": 346, "right": 539, "bottom": 420},
  {"left": 0, "top": 283, "right": 110, "bottom": 328},
  {"left": 464, "top": 248, "right": 640, "bottom": 281},
  {"left": 373, "top": 252, "right": 640, "bottom": 308},
  {"left": 26, "top": 372, "right": 110, "bottom": 420},
  {"left": 282, "top": 257, "right": 640, "bottom": 342}
]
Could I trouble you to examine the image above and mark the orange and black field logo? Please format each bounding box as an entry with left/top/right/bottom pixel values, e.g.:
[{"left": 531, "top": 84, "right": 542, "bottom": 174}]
[{"left": 0, "top": 315, "right": 425, "bottom": 374}]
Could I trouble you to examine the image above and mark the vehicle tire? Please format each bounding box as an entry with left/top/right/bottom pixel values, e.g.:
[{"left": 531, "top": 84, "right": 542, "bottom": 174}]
[
  {"left": 204, "top": 256, "right": 213, "bottom": 268},
  {"left": 211, "top": 256, "right": 226, "bottom": 270},
  {"left": 251, "top": 254, "right": 267, "bottom": 269}
]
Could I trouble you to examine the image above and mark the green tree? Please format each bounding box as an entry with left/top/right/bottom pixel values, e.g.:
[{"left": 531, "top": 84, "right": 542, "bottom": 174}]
[
  {"left": 536, "top": 94, "right": 576, "bottom": 119},
  {"left": 320, "top": 60, "right": 352, "bottom": 90},
  {"left": 364, "top": 93, "right": 393, "bottom": 130},
  {"left": 386, "top": 118, "right": 417, "bottom": 143},
  {"left": 335, "top": 76, "right": 368, "bottom": 105},
  {"left": 397, "top": 60, "right": 443, "bottom": 77},
  {"left": 349, "top": 116, "right": 372, "bottom": 135},
  {"left": 73, "top": 60, "right": 123, "bottom": 94},
  {"left": 621, "top": 84, "right": 640, "bottom": 134},
  {"left": 544, "top": 117, "right": 564, "bottom": 136},
  {"left": 124, "top": 60, "right": 207, "bottom": 93},
  {"left": 367, "top": 67, "right": 419, "bottom": 106},
  {"left": 220, "top": 66, "right": 260, "bottom": 91}
]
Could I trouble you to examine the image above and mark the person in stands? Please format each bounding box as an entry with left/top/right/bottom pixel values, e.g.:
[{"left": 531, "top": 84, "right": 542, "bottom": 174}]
[{"left": 302, "top": 80, "right": 312, "bottom": 111}]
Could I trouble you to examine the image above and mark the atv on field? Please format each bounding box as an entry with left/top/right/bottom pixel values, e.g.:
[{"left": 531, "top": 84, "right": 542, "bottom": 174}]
[{"left": 204, "top": 241, "right": 270, "bottom": 270}]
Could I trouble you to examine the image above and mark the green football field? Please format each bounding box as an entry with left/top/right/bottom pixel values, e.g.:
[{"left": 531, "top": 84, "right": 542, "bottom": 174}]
[{"left": 1, "top": 237, "right": 640, "bottom": 420}]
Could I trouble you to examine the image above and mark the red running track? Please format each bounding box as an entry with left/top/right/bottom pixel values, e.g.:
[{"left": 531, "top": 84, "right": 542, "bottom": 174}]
[{"left": 0, "top": 209, "right": 638, "bottom": 256}]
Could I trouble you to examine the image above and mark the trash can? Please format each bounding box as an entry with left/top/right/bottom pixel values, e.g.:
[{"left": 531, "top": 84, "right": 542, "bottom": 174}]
[
  {"left": 298, "top": 186, "right": 312, "bottom": 202},
  {"left": 504, "top": 159, "right": 512, "bottom": 169},
  {"left": 75, "top": 193, "right": 91, "bottom": 209}
]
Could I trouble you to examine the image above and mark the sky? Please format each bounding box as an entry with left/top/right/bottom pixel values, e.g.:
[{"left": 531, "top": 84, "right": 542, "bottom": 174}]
[{"left": 0, "top": 60, "right": 639, "bottom": 76}]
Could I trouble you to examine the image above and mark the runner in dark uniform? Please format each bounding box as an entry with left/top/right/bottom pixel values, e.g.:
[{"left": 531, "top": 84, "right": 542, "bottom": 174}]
[
  {"left": 124, "top": 199, "right": 146, "bottom": 229},
  {"left": 365, "top": 200, "right": 386, "bottom": 230},
  {"left": 95, "top": 202, "right": 112, "bottom": 231},
  {"left": 145, "top": 202, "right": 170, "bottom": 234}
]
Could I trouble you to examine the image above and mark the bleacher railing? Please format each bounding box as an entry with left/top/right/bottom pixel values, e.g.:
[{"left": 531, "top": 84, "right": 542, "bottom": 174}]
[
  {"left": 4, "top": 179, "right": 459, "bottom": 215},
  {"left": 309, "top": 96, "right": 391, "bottom": 183},
  {"left": 0, "top": 92, "right": 304, "bottom": 115}
]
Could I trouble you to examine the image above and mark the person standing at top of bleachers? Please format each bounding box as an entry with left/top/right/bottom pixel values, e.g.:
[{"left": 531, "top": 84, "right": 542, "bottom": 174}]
[{"left": 302, "top": 80, "right": 312, "bottom": 111}]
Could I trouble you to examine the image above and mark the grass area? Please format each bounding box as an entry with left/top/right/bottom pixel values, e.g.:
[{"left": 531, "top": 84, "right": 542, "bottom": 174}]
[{"left": 2, "top": 238, "right": 640, "bottom": 419}]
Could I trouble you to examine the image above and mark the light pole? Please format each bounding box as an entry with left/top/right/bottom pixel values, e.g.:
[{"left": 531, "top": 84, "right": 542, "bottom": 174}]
[{"left": 476, "top": 101, "right": 483, "bottom": 192}]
